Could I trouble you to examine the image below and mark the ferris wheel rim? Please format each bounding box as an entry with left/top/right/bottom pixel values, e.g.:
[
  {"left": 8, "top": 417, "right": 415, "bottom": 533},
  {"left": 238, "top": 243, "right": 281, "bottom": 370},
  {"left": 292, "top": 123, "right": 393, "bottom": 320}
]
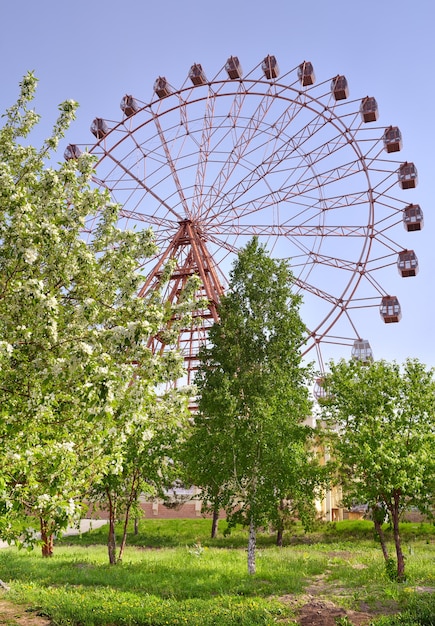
[{"left": 75, "top": 58, "right": 418, "bottom": 370}]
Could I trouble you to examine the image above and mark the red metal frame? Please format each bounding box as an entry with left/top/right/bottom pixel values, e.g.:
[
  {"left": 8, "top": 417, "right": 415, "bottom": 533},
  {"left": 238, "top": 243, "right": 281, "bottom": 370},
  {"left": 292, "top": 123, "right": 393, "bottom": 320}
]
[{"left": 70, "top": 57, "right": 421, "bottom": 380}]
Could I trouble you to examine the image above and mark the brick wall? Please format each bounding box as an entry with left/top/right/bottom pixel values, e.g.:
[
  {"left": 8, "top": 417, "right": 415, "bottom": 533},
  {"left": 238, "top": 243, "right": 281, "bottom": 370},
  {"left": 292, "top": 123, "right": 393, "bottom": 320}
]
[{"left": 87, "top": 499, "right": 226, "bottom": 520}]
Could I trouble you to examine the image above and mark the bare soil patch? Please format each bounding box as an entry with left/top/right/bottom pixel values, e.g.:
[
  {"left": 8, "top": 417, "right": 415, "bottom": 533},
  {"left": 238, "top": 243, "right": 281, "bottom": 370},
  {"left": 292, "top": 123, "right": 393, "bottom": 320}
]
[
  {"left": 297, "top": 598, "right": 374, "bottom": 625},
  {"left": 0, "top": 600, "right": 50, "bottom": 626},
  {"left": 279, "top": 568, "right": 399, "bottom": 625},
  {"left": 278, "top": 592, "right": 387, "bottom": 625}
]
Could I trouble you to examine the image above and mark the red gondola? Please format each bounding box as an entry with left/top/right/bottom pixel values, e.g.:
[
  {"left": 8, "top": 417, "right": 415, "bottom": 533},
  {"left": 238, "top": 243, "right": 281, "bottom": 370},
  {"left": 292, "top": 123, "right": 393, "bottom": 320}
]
[
  {"left": 154, "top": 77, "right": 171, "bottom": 99},
  {"left": 331, "top": 75, "right": 349, "bottom": 101},
  {"left": 262, "top": 55, "right": 279, "bottom": 80},
  {"left": 360, "top": 96, "right": 378, "bottom": 123},
  {"left": 383, "top": 126, "right": 402, "bottom": 153},
  {"left": 189, "top": 64, "right": 207, "bottom": 86},
  {"left": 225, "top": 56, "right": 243, "bottom": 79},
  {"left": 90, "top": 118, "right": 108, "bottom": 139},
  {"left": 120, "top": 95, "right": 139, "bottom": 118},
  {"left": 403, "top": 204, "right": 423, "bottom": 232},
  {"left": 380, "top": 296, "right": 402, "bottom": 323},
  {"left": 398, "top": 162, "right": 418, "bottom": 189},
  {"left": 298, "top": 61, "right": 315, "bottom": 86},
  {"left": 64, "top": 144, "right": 82, "bottom": 160},
  {"left": 397, "top": 250, "right": 418, "bottom": 277}
]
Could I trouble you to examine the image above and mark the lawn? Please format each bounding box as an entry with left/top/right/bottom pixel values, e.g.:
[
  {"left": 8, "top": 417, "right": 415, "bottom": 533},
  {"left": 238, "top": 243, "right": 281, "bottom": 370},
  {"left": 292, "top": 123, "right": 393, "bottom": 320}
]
[{"left": 0, "top": 519, "right": 433, "bottom": 625}]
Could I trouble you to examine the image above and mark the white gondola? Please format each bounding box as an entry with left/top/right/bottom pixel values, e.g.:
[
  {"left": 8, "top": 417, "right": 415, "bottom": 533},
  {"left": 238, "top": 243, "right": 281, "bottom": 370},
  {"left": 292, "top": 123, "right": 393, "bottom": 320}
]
[{"left": 351, "top": 339, "right": 373, "bottom": 362}]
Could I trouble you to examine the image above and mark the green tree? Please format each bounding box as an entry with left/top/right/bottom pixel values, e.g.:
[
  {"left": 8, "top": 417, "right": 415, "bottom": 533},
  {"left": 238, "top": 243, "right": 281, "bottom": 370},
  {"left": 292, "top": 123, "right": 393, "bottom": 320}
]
[
  {"left": 0, "top": 74, "right": 195, "bottom": 556},
  {"left": 90, "top": 386, "right": 191, "bottom": 565},
  {"left": 185, "top": 238, "right": 318, "bottom": 574},
  {"left": 319, "top": 358, "right": 435, "bottom": 581}
]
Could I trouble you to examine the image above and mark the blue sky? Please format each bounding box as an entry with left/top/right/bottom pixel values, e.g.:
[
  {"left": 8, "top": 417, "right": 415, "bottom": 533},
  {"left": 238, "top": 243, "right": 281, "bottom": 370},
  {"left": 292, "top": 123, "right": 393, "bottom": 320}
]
[{"left": 1, "top": 0, "right": 433, "bottom": 369}]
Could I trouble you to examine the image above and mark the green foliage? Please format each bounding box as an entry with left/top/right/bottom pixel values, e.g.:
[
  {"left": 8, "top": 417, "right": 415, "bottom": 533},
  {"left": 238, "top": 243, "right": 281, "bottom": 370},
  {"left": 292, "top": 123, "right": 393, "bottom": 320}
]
[
  {"left": 183, "top": 238, "right": 320, "bottom": 560},
  {"left": 320, "top": 359, "right": 435, "bottom": 517},
  {"left": 319, "top": 358, "right": 435, "bottom": 581}
]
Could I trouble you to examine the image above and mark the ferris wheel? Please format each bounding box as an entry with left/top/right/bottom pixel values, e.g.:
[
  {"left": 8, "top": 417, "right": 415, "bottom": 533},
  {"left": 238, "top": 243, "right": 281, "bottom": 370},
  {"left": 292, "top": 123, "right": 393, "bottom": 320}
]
[{"left": 66, "top": 55, "right": 422, "bottom": 384}]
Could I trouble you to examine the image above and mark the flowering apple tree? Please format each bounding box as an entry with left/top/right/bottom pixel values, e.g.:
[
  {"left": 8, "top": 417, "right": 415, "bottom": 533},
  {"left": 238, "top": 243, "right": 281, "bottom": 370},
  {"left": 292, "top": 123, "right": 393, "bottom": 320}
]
[{"left": 0, "top": 73, "right": 196, "bottom": 555}]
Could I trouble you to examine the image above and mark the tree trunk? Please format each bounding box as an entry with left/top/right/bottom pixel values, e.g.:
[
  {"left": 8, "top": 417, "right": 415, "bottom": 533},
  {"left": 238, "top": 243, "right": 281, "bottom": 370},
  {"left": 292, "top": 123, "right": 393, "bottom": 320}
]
[
  {"left": 134, "top": 517, "right": 139, "bottom": 535},
  {"left": 118, "top": 472, "right": 140, "bottom": 562},
  {"left": 391, "top": 494, "right": 406, "bottom": 581},
  {"left": 211, "top": 503, "right": 219, "bottom": 539},
  {"left": 106, "top": 489, "right": 117, "bottom": 565},
  {"left": 118, "top": 506, "right": 132, "bottom": 563},
  {"left": 247, "top": 518, "right": 256, "bottom": 575},
  {"left": 40, "top": 518, "right": 54, "bottom": 558},
  {"left": 373, "top": 518, "right": 389, "bottom": 562},
  {"left": 276, "top": 500, "right": 285, "bottom": 546}
]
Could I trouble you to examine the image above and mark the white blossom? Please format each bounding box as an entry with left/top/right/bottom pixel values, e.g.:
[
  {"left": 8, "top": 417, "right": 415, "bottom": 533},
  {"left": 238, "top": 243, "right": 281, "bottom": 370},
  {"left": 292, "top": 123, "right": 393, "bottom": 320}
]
[
  {"left": 36, "top": 494, "right": 51, "bottom": 509},
  {"left": 0, "top": 342, "right": 13, "bottom": 357},
  {"left": 78, "top": 342, "right": 94, "bottom": 355},
  {"left": 23, "top": 248, "right": 39, "bottom": 264},
  {"left": 141, "top": 429, "right": 153, "bottom": 442}
]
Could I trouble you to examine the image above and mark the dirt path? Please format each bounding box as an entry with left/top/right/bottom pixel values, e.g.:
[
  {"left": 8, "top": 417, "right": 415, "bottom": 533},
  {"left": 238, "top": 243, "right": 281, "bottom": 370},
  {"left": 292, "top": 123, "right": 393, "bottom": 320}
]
[{"left": 280, "top": 557, "right": 396, "bottom": 626}]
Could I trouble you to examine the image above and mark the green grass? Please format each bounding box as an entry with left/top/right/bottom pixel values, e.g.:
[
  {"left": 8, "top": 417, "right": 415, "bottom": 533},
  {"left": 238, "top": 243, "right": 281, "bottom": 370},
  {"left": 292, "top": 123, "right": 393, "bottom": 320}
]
[
  {"left": 0, "top": 519, "right": 434, "bottom": 625},
  {"left": 58, "top": 517, "right": 282, "bottom": 549},
  {"left": 56, "top": 517, "right": 435, "bottom": 548},
  {"left": 1, "top": 544, "right": 324, "bottom": 625}
]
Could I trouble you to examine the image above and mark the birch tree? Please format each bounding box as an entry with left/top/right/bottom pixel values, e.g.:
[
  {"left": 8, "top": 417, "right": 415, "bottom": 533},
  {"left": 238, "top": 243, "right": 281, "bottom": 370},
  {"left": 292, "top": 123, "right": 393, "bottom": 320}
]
[{"left": 188, "top": 238, "right": 317, "bottom": 574}]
